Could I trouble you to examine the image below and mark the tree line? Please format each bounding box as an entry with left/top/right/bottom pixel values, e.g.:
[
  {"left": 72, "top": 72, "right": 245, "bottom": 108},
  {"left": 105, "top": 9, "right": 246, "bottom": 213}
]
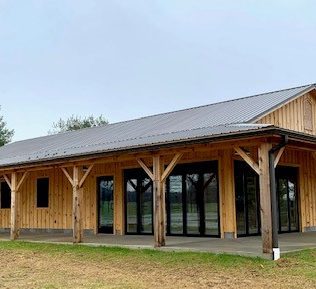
[{"left": 0, "top": 108, "right": 108, "bottom": 146}]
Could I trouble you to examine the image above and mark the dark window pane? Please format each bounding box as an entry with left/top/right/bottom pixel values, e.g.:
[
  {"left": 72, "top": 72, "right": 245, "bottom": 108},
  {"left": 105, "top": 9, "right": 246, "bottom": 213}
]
[
  {"left": 1, "top": 182, "right": 11, "bottom": 209},
  {"left": 204, "top": 173, "right": 219, "bottom": 236},
  {"left": 126, "top": 179, "right": 137, "bottom": 233},
  {"left": 37, "top": 178, "right": 49, "bottom": 208},
  {"left": 98, "top": 177, "right": 114, "bottom": 233},
  {"left": 169, "top": 175, "right": 183, "bottom": 234}
]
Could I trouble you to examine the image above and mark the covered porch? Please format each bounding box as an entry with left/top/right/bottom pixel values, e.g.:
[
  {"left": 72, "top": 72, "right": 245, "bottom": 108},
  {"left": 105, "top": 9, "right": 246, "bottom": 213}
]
[{"left": 0, "top": 230, "right": 315, "bottom": 259}]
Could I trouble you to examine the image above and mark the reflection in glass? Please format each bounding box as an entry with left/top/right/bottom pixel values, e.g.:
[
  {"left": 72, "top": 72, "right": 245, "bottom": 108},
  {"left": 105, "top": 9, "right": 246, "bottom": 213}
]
[{"left": 98, "top": 177, "right": 114, "bottom": 233}]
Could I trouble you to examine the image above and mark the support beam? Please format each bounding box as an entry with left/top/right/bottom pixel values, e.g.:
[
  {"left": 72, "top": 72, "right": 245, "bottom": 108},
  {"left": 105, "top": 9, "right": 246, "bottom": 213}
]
[
  {"left": 258, "top": 143, "right": 273, "bottom": 254},
  {"left": 274, "top": 147, "right": 285, "bottom": 168},
  {"left": 61, "top": 165, "right": 94, "bottom": 243},
  {"left": 136, "top": 158, "right": 154, "bottom": 180},
  {"left": 72, "top": 166, "right": 82, "bottom": 243},
  {"left": 161, "top": 153, "right": 183, "bottom": 182},
  {"left": 137, "top": 154, "right": 182, "bottom": 247},
  {"left": 153, "top": 155, "right": 163, "bottom": 247},
  {"left": 234, "top": 147, "right": 260, "bottom": 175},
  {"left": 79, "top": 164, "right": 94, "bottom": 188},
  {"left": 3, "top": 174, "right": 12, "bottom": 190},
  {"left": 10, "top": 172, "right": 18, "bottom": 240}
]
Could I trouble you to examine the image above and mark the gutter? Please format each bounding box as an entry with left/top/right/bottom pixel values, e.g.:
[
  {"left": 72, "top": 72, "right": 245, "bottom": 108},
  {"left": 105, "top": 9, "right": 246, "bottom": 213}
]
[{"left": 269, "top": 135, "right": 288, "bottom": 260}]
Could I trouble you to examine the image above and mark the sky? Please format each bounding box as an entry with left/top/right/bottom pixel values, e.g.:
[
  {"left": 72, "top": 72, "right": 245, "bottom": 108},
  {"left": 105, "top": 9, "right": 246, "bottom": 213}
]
[{"left": 0, "top": 0, "right": 315, "bottom": 141}]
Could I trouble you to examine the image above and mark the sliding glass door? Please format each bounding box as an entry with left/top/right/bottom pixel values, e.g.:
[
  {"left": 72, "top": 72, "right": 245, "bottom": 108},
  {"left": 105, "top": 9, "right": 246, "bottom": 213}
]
[
  {"left": 276, "top": 167, "right": 299, "bottom": 233},
  {"left": 125, "top": 169, "right": 153, "bottom": 234},
  {"left": 166, "top": 161, "right": 219, "bottom": 237}
]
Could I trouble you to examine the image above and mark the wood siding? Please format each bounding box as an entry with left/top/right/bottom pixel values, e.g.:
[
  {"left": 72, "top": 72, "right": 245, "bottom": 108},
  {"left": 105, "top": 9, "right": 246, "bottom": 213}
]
[
  {"left": 0, "top": 147, "right": 315, "bottom": 234},
  {"left": 257, "top": 92, "right": 316, "bottom": 135}
]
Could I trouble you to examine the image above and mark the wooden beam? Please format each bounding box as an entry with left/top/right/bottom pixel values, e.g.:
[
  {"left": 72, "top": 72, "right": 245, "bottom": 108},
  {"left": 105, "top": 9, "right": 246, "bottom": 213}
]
[
  {"left": 16, "top": 171, "right": 29, "bottom": 191},
  {"left": 136, "top": 158, "right": 154, "bottom": 180},
  {"left": 3, "top": 174, "right": 12, "bottom": 190},
  {"left": 161, "top": 153, "right": 183, "bottom": 182},
  {"left": 79, "top": 164, "right": 94, "bottom": 188},
  {"left": 258, "top": 143, "right": 273, "bottom": 254},
  {"left": 312, "top": 152, "right": 316, "bottom": 160},
  {"left": 61, "top": 167, "right": 74, "bottom": 186},
  {"left": 234, "top": 146, "right": 260, "bottom": 175},
  {"left": 153, "top": 155, "right": 163, "bottom": 247},
  {"left": 72, "top": 166, "right": 82, "bottom": 243},
  {"left": 10, "top": 172, "right": 18, "bottom": 240},
  {"left": 274, "top": 147, "right": 285, "bottom": 168}
]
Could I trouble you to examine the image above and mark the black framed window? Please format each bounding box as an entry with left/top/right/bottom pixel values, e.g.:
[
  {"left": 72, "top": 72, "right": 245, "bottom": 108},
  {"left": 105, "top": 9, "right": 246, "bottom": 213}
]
[
  {"left": 166, "top": 161, "right": 220, "bottom": 237},
  {"left": 37, "top": 178, "right": 49, "bottom": 208},
  {"left": 0, "top": 181, "right": 11, "bottom": 209}
]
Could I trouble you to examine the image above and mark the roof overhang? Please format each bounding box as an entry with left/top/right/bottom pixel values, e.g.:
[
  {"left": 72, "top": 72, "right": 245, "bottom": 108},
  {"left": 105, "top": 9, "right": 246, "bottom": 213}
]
[{"left": 0, "top": 126, "right": 315, "bottom": 172}]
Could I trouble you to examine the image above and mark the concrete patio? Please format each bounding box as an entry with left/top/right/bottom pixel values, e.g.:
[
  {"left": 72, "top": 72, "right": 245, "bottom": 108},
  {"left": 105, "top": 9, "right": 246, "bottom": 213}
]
[{"left": 0, "top": 231, "right": 315, "bottom": 259}]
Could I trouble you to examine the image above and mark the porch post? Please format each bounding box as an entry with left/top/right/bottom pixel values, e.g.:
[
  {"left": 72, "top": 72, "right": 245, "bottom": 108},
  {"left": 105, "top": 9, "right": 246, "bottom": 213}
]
[
  {"left": 219, "top": 149, "right": 236, "bottom": 239},
  {"left": 258, "top": 143, "right": 273, "bottom": 254},
  {"left": 10, "top": 172, "right": 18, "bottom": 240},
  {"left": 72, "top": 166, "right": 82, "bottom": 243},
  {"left": 153, "top": 155, "right": 164, "bottom": 247}
]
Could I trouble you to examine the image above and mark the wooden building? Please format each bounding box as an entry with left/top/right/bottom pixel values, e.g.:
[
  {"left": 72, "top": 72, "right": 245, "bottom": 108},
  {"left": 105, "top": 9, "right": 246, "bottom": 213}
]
[{"left": 0, "top": 84, "right": 316, "bottom": 259}]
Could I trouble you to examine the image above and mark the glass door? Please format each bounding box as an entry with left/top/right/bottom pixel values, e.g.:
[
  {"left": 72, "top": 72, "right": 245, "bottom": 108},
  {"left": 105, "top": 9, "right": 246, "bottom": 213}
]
[
  {"left": 235, "top": 161, "right": 260, "bottom": 236},
  {"left": 166, "top": 161, "right": 219, "bottom": 237},
  {"left": 125, "top": 169, "right": 153, "bottom": 235},
  {"left": 276, "top": 167, "right": 299, "bottom": 233},
  {"left": 97, "top": 176, "right": 114, "bottom": 234}
]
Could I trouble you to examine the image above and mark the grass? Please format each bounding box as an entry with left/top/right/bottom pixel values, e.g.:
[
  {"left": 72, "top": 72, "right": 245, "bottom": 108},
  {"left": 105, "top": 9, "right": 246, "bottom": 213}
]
[{"left": 0, "top": 241, "right": 315, "bottom": 288}]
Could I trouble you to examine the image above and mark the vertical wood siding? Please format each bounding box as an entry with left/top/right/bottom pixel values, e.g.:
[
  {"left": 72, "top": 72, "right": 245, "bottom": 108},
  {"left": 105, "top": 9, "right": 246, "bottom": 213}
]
[
  {"left": 257, "top": 92, "right": 316, "bottom": 135},
  {"left": 0, "top": 148, "right": 315, "bottom": 233}
]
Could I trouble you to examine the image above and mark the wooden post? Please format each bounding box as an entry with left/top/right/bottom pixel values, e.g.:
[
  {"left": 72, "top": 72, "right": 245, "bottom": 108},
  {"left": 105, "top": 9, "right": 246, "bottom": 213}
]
[
  {"left": 72, "top": 166, "right": 82, "bottom": 243},
  {"left": 61, "top": 164, "right": 94, "bottom": 243},
  {"left": 153, "top": 155, "right": 164, "bottom": 247},
  {"left": 10, "top": 172, "right": 18, "bottom": 240},
  {"left": 137, "top": 153, "right": 182, "bottom": 247},
  {"left": 219, "top": 149, "right": 236, "bottom": 239},
  {"left": 258, "top": 143, "right": 273, "bottom": 254}
]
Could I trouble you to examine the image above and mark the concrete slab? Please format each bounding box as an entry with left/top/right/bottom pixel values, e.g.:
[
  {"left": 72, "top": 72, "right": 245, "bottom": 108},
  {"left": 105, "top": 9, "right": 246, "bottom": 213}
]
[{"left": 0, "top": 231, "right": 315, "bottom": 259}]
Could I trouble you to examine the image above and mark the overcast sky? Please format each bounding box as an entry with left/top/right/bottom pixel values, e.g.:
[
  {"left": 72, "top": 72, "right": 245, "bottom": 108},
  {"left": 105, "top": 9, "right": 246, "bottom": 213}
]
[{"left": 0, "top": 0, "right": 315, "bottom": 141}]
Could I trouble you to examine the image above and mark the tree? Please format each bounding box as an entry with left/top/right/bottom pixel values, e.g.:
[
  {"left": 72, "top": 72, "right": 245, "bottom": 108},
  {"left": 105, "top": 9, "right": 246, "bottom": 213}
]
[
  {"left": 49, "top": 114, "right": 108, "bottom": 134},
  {"left": 0, "top": 107, "right": 14, "bottom": 146}
]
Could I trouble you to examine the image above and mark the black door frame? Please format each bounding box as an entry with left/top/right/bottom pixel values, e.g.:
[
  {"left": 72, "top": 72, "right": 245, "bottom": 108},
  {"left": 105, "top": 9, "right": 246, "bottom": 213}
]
[
  {"left": 276, "top": 166, "right": 300, "bottom": 233},
  {"left": 97, "top": 176, "right": 114, "bottom": 234},
  {"left": 234, "top": 161, "right": 261, "bottom": 237},
  {"left": 166, "top": 161, "right": 220, "bottom": 237},
  {"left": 124, "top": 169, "right": 154, "bottom": 235},
  {"left": 235, "top": 162, "right": 300, "bottom": 237}
]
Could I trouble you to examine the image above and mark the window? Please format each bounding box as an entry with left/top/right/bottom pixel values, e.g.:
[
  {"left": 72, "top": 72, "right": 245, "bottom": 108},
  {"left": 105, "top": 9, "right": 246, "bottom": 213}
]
[
  {"left": 37, "top": 178, "right": 49, "bottom": 208},
  {"left": 0, "top": 181, "right": 11, "bottom": 209}
]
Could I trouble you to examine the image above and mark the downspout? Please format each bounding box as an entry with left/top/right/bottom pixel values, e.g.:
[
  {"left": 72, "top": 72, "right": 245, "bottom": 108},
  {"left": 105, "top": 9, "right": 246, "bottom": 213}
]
[{"left": 269, "top": 135, "right": 288, "bottom": 260}]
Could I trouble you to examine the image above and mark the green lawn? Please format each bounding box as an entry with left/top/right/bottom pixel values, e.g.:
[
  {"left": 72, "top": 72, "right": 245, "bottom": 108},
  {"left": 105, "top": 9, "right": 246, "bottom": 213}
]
[{"left": 0, "top": 241, "right": 315, "bottom": 288}]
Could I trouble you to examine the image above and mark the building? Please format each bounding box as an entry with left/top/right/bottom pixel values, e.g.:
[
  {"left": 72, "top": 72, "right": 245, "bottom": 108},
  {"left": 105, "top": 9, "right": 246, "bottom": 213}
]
[{"left": 0, "top": 83, "right": 316, "bottom": 259}]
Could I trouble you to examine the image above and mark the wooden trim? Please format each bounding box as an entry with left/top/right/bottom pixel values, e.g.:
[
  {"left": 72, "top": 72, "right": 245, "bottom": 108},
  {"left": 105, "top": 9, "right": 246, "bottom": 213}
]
[
  {"left": 61, "top": 167, "right": 74, "bottom": 186},
  {"left": 79, "top": 164, "right": 94, "bottom": 188},
  {"left": 234, "top": 146, "right": 260, "bottom": 175},
  {"left": 161, "top": 153, "right": 183, "bottom": 182},
  {"left": 274, "top": 147, "right": 285, "bottom": 168},
  {"left": 136, "top": 158, "right": 154, "bottom": 180}
]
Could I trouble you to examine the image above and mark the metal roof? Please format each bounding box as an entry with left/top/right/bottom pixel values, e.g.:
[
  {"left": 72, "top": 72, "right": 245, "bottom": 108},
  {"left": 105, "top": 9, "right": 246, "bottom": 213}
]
[{"left": 0, "top": 83, "right": 314, "bottom": 168}]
